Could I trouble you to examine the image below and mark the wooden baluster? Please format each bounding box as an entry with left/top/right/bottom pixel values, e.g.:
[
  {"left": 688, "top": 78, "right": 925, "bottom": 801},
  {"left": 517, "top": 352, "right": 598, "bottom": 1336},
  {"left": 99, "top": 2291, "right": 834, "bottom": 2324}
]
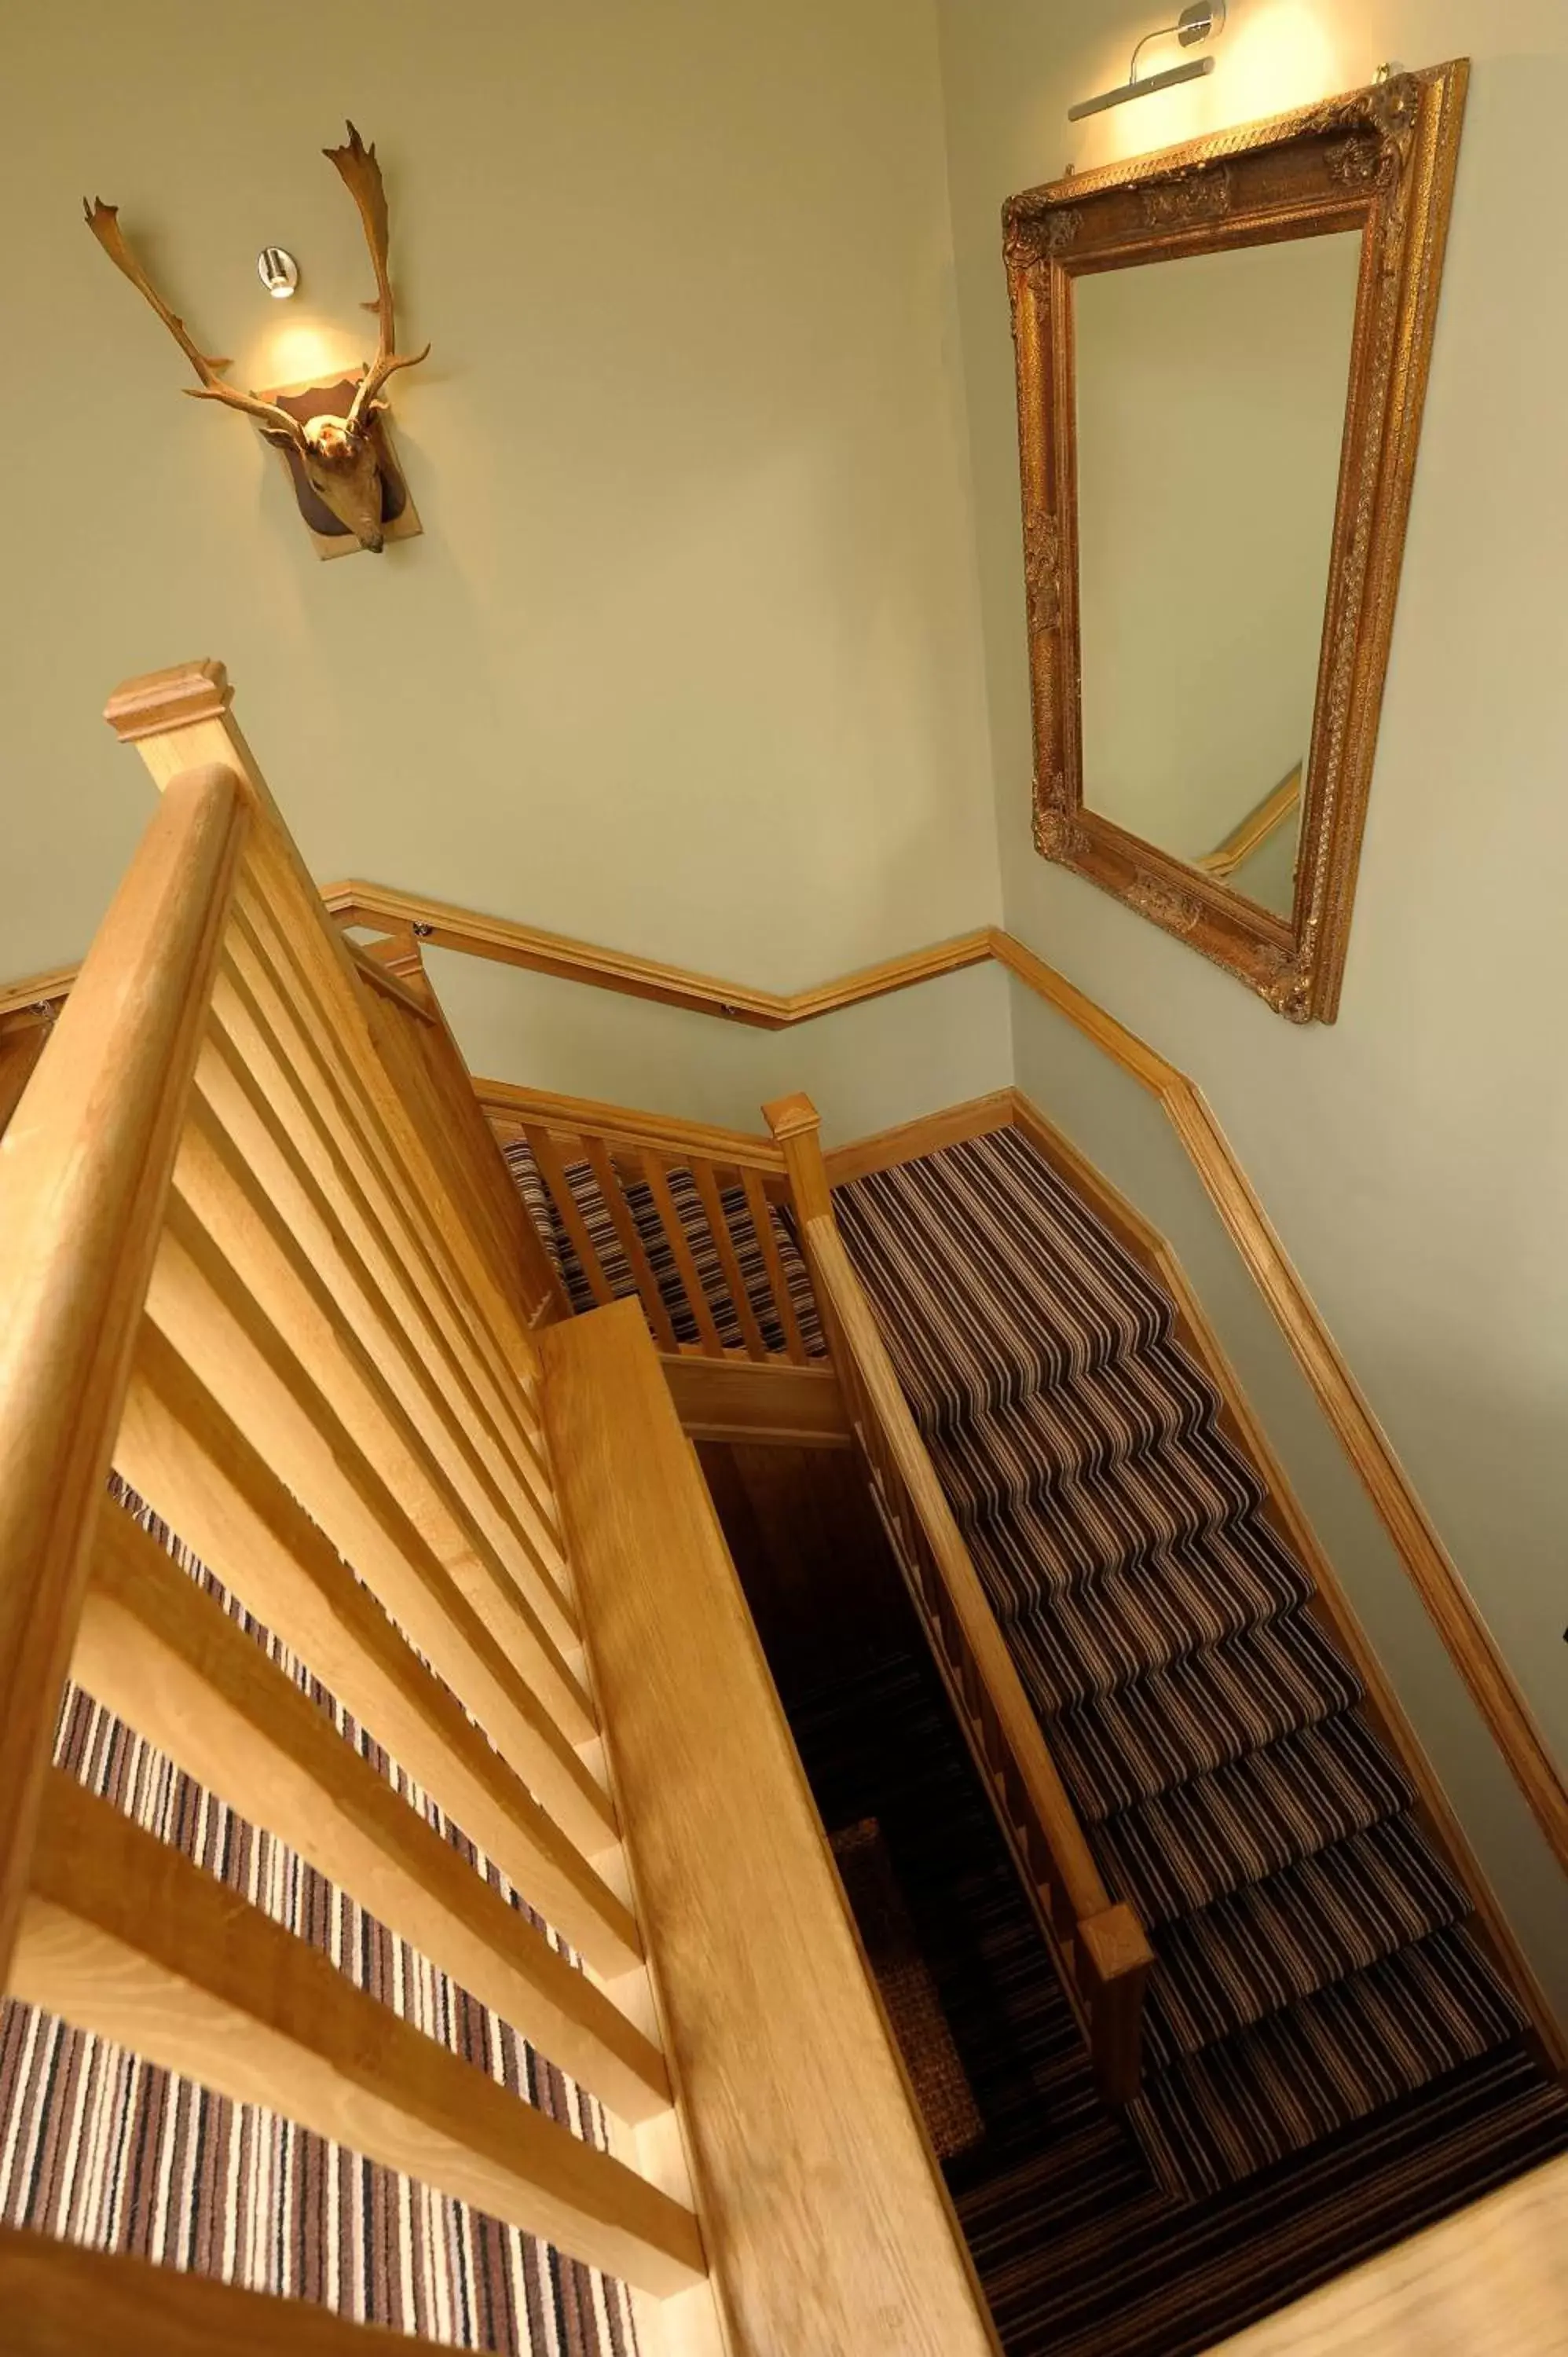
[
  {"left": 0, "top": 760, "right": 249, "bottom": 1979},
  {"left": 740, "top": 1167, "right": 809, "bottom": 1364},
  {"left": 116, "top": 1328, "right": 640, "bottom": 1974},
  {"left": 16, "top": 1772, "right": 705, "bottom": 2297},
  {"left": 524, "top": 1125, "right": 618, "bottom": 1310},
  {"left": 145, "top": 1206, "right": 617, "bottom": 1858},
  {"left": 224, "top": 909, "right": 559, "bottom": 1513},
  {"left": 581, "top": 1135, "right": 680, "bottom": 1352},
  {"left": 0, "top": 2227, "right": 441, "bottom": 2353},
  {"left": 76, "top": 1501, "right": 669, "bottom": 2124},
  {"left": 174, "top": 1088, "right": 585, "bottom": 1701},
  {"left": 690, "top": 1160, "right": 770, "bottom": 1361},
  {"left": 193, "top": 1016, "right": 573, "bottom": 1644},
  {"left": 639, "top": 1153, "right": 726, "bottom": 1356}
]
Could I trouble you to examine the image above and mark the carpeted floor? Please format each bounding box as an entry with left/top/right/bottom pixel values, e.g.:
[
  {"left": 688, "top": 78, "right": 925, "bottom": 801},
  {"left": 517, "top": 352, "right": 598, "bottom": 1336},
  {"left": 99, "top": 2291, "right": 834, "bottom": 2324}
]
[
  {"left": 833, "top": 1127, "right": 1549, "bottom": 2206},
  {"left": 0, "top": 1488, "right": 638, "bottom": 2357}
]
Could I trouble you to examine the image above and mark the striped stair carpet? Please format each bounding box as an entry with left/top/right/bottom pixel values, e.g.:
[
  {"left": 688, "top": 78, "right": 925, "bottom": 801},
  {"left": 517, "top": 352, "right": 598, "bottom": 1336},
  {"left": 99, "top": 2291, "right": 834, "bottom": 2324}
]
[
  {"left": 778, "top": 1643, "right": 1568, "bottom": 2357},
  {"left": 832, "top": 1127, "right": 1556, "bottom": 2205},
  {"left": 505, "top": 1143, "right": 825, "bottom": 1357},
  {"left": 0, "top": 1487, "right": 635, "bottom": 2356}
]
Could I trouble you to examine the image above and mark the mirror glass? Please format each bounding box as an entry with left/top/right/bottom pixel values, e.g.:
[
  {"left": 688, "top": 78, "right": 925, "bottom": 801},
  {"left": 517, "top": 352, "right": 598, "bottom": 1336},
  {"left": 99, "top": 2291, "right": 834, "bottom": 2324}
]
[{"left": 1075, "top": 230, "right": 1363, "bottom": 918}]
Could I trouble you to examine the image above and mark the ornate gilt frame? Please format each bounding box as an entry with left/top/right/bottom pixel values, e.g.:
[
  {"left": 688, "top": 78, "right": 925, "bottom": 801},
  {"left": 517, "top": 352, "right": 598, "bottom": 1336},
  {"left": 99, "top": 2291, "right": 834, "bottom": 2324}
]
[{"left": 1003, "top": 60, "right": 1468, "bottom": 1022}]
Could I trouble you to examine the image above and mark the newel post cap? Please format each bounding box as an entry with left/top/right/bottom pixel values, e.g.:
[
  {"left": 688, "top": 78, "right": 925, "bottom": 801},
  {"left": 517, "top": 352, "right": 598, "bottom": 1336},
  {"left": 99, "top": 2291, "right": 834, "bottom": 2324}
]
[
  {"left": 761, "top": 1091, "right": 822, "bottom": 1142},
  {"left": 103, "top": 659, "right": 233, "bottom": 744}
]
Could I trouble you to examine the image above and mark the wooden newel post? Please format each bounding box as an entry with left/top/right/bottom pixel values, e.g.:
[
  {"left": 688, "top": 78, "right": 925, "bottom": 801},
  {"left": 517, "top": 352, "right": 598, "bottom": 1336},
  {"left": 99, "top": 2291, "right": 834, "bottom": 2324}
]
[
  {"left": 1078, "top": 1901, "right": 1155, "bottom": 2106},
  {"left": 761, "top": 1092, "right": 833, "bottom": 1227}
]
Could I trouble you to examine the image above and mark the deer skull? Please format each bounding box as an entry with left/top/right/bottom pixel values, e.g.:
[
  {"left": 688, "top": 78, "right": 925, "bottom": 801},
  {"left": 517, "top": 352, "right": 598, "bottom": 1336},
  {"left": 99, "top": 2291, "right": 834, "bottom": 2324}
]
[{"left": 86, "top": 125, "right": 428, "bottom": 555}]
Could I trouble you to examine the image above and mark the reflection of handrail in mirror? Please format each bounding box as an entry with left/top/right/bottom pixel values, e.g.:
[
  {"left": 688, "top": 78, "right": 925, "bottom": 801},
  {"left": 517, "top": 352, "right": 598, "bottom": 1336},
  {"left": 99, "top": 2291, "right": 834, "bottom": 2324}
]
[{"left": 1196, "top": 763, "right": 1302, "bottom": 881}]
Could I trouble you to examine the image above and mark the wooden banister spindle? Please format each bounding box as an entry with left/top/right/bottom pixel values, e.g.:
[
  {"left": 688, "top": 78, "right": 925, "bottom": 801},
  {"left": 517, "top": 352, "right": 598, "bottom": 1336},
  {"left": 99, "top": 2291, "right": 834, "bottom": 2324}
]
[
  {"left": 740, "top": 1167, "right": 809, "bottom": 1363},
  {"left": 690, "top": 1161, "right": 771, "bottom": 1360},
  {"left": 144, "top": 1205, "right": 617, "bottom": 1860},
  {"left": 525, "top": 1124, "right": 619, "bottom": 1310},
  {"left": 75, "top": 1501, "right": 670, "bottom": 2124},
  {"left": 115, "top": 1328, "right": 641, "bottom": 1974},
  {"left": 104, "top": 663, "right": 553, "bottom": 1374},
  {"left": 15, "top": 1772, "right": 705, "bottom": 2297},
  {"left": 0, "top": 759, "right": 249, "bottom": 1979},
  {"left": 639, "top": 1153, "right": 726, "bottom": 1354},
  {"left": 581, "top": 1136, "right": 680, "bottom": 1352},
  {"left": 217, "top": 926, "right": 565, "bottom": 1566}
]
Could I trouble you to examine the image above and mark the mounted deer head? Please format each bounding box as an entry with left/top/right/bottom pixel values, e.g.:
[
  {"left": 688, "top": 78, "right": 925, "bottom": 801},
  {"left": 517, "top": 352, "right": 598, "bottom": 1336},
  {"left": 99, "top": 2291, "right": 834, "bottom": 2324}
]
[{"left": 85, "top": 125, "right": 429, "bottom": 555}]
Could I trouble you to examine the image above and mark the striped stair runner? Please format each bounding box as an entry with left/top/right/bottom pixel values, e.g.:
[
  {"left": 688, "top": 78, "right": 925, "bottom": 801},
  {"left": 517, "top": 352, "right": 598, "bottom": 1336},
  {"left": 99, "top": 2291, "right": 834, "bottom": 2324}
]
[
  {"left": 778, "top": 1646, "right": 1568, "bottom": 2357},
  {"left": 830, "top": 1127, "right": 1548, "bottom": 2201}
]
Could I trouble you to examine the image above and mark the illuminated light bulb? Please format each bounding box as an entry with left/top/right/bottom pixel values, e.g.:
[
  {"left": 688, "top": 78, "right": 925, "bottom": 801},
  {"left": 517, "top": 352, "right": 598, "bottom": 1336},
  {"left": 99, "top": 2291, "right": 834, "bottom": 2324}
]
[{"left": 257, "top": 246, "right": 299, "bottom": 299}]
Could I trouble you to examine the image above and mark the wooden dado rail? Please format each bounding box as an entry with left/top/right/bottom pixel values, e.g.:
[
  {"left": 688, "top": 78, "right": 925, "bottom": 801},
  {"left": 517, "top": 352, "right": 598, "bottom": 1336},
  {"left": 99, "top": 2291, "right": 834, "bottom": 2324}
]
[
  {"left": 0, "top": 661, "right": 999, "bottom": 2356},
  {"left": 483, "top": 1076, "right": 814, "bottom": 1365},
  {"left": 764, "top": 1092, "right": 1155, "bottom": 2104}
]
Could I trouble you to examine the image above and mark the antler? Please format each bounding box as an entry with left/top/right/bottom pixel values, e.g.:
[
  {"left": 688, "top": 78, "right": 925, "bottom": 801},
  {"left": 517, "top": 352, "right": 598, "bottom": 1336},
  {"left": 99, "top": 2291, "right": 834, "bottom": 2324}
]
[
  {"left": 323, "top": 123, "right": 430, "bottom": 428},
  {"left": 82, "top": 199, "right": 309, "bottom": 445}
]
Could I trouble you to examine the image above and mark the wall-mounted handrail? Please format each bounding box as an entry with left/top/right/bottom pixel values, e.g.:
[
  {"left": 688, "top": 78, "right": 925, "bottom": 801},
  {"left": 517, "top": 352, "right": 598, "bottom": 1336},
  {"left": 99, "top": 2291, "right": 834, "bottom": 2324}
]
[{"left": 766, "top": 1093, "right": 1153, "bottom": 2103}]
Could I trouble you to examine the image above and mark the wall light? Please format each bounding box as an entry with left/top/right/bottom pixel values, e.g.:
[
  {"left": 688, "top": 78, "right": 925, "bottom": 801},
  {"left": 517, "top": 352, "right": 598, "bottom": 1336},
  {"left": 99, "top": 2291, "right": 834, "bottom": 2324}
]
[
  {"left": 1068, "top": 2, "right": 1227, "bottom": 123},
  {"left": 256, "top": 244, "right": 299, "bottom": 299}
]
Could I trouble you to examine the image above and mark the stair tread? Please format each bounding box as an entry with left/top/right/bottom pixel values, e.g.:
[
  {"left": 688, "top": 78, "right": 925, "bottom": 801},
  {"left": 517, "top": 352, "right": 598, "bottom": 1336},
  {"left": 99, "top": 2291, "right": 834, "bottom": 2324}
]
[
  {"left": 1044, "top": 1609, "right": 1364, "bottom": 1821},
  {"left": 1142, "top": 1816, "right": 1470, "bottom": 2067},
  {"left": 987, "top": 1527, "right": 1313, "bottom": 1715},
  {"left": 928, "top": 1330, "right": 1234, "bottom": 1517},
  {"left": 1130, "top": 1924, "right": 1523, "bottom": 2198},
  {"left": 1091, "top": 1708, "right": 1415, "bottom": 1926},
  {"left": 837, "top": 1133, "right": 1173, "bottom": 1423}
]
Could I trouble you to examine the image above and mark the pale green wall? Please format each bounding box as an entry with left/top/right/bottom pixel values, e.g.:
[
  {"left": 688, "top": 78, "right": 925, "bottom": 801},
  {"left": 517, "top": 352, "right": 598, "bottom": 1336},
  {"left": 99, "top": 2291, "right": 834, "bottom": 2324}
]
[
  {"left": 430, "top": 947, "right": 1014, "bottom": 1146},
  {"left": 934, "top": 2, "right": 1568, "bottom": 1872},
  {"left": 1, "top": 0, "right": 1006, "bottom": 1099}
]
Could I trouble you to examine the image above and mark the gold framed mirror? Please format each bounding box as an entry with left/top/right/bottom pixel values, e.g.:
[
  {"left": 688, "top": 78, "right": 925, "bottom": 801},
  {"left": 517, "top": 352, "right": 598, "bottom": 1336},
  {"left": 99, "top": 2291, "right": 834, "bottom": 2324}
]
[{"left": 1003, "top": 60, "right": 1468, "bottom": 1022}]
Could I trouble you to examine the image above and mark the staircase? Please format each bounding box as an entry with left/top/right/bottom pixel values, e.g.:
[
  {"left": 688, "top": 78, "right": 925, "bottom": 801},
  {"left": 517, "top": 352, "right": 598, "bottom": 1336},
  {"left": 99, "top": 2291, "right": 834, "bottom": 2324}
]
[
  {"left": 830, "top": 1126, "right": 1560, "bottom": 2199},
  {"left": 501, "top": 1109, "right": 1568, "bottom": 2348}
]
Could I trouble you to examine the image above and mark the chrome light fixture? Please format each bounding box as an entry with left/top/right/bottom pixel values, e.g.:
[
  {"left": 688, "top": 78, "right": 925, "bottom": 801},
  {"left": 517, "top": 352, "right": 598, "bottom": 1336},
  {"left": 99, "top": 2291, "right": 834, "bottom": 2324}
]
[
  {"left": 256, "top": 244, "right": 299, "bottom": 299},
  {"left": 1068, "top": 2, "right": 1226, "bottom": 123}
]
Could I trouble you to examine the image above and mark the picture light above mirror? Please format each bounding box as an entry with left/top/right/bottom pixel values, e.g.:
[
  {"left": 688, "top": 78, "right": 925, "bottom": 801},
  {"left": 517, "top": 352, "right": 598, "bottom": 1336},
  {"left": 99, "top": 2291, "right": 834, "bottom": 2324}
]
[
  {"left": 1004, "top": 60, "right": 1469, "bottom": 1023},
  {"left": 1068, "top": 2, "right": 1226, "bottom": 123}
]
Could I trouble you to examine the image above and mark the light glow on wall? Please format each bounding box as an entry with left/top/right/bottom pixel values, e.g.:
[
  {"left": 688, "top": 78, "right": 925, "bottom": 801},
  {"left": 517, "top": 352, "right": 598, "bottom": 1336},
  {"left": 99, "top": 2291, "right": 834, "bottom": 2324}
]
[
  {"left": 1221, "top": 2, "right": 1347, "bottom": 119},
  {"left": 258, "top": 318, "right": 360, "bottom": 392},
  {"left": 1080, "top": 1, "right": 1356, "bottom": 167}
]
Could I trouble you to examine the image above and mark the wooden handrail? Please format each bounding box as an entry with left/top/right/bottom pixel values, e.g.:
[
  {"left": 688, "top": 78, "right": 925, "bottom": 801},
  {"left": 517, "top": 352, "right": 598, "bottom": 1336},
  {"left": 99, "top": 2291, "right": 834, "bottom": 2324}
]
[
  {"left": 0, "top": 758, "right": 249, "bottom": 1980},
  {"left": 482, "top": 1074, "right": 788, "bottom": 1173},
  {"left": 540, "top": 1298, "right": 1001, "bottom": 2353},
  {"left": 768, "top": 1095, "right": 1153, "bottom": 2102}
]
